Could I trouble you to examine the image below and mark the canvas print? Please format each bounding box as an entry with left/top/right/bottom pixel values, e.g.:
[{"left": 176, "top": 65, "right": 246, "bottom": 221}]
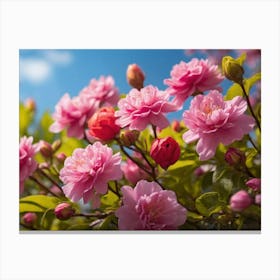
[{"left": 19, "top": 49, "right": 261, "bottom": 231}]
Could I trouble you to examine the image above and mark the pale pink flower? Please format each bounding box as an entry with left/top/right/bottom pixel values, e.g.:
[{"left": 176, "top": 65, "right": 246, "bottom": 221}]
[
  {"left": 116, "top": 180, "right": 187, "bottom": 230},
  {"left": 121, "top": 152, "right": 151, "bottom": 185},
  {"left": 183, "top": 90, "right": 255, "bottom": 160},
  {"left": 60, "top": 142, "right": 122, "bottom": 204},
  {"left": 80, "top": 76, "right": 119, "bottom": 108},
  {"left": 49, "top": 93, "right": 95, "bottom": 139},
  {"left": 19, "top": 136, "right": 38, "bottom": 194},
  {"left": 115, "top": 85, "right": 177, "bottom": 131},
  {"left": 164, "top": 58, "right": 224, "bottom": 107}
]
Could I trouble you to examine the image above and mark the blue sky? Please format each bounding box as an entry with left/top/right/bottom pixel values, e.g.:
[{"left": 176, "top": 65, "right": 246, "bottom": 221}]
[{"left": 19, "top": 49, "right": 239, "bottom": 122}]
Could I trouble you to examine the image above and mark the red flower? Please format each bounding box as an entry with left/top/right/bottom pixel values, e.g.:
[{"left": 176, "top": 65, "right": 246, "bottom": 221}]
[
  {"left": 150, "top": 137, "right": 180, "bottom": 169},
  {"left": 88, "top": 107, "right": 120, "bottom": 141}
]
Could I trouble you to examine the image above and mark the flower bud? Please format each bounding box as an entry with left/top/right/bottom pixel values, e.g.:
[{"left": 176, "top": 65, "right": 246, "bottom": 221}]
[
  {"left": 126, "top": 64, "right": 145, "bottom": 90},
  {"left": 54, "top": 202, "right": 75, "bottom": 220},
  {"left": 225, "top": 147, "right": 246, "bottom": 166},
  {"left": 38, "top": 162, "right": 50, "bottom": 169},
  {"left": 56, "top": 152, "right": 67, "bottom": 163},
  {"left": 171, "top": 120, "right": 181, "bottom": 132},
  {"left": 222, "top": 56, "right": 244, "bottom": 84},
  {"left": 39, "top": 140, "right": 53, "bottom": 158},
  {"left": 120, "top": 130, "right": 140, "bottom": 146},
  {"left": 25, "top": 98, "right": 36, "bottom": 111},
  {"left": 22, "top": 212, "right": 37, "bottom": 227},
  {"left": 246, "top": 178, "right": 261, "bottom": 192},
  {"left": 150, "top": 137, "right": 180, "bottom": 169},
  {"left": 51, "top": 139, "right": 62, "bottom": 152},
  {"left": 255, "top": 194, "right": 261, "bottom": 205},
  {"left": 88, "top": 107, "right": 120, "bottom": 141},
  {"left": 230, "top": 190, "right": 252, "bottom": 212}
]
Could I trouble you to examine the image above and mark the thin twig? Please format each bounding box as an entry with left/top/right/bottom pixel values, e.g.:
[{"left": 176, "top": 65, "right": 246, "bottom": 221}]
[
  {"left": 29, "top": 176, "right": 60, "bottom": 198},
  {"left": 248, "top": 134, "right": 261, "bottom": 154}
]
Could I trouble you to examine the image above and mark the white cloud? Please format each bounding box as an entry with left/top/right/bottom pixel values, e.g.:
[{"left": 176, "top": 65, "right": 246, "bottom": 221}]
[
  {"left": 43, "top": 50, "right": 73, "bottom": 65},
  {"left": 20, "top": 58, "right": 52, "bottom": 84}
]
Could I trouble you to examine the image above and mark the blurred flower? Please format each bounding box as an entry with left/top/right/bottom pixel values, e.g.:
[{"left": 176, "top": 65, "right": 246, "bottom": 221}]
[
  {"left": 126, "top": 64, "right": 145, "bottom": 90},
  {"left": 49, "top": 93, "right": 95, "bottom": 139},
  {"left": 80, "top": 76, "right": 119, "bottom": 108},
  {"left": 164, "top": 58, "right": 223, "bottom": 108},
  {"left": 230, "top": 190, "right": 252, "bottom": 212},
  {"left": 150, "top": 137, "right": 180, "bottom": 169},
  {"left": 54, "top": 202, "right": 75, "bottom": 220},
  {"left": 235, "top": 50, "right": 261, "bottom": 69},
  {"left": 60, "top": 142, "right": 122, "bottom": 204},
  {"left": 225, "top": 147, "right": 246, "bottom": 166},
  {"left": 88, "top": 107, "right": 120, "bottom": 141},
  {"left": 116, "top": 180, "right": 187, "bottom": 230},
  {"left": 171, "top": 120, "right": 181, "bottom": 132},
  {"left": 22, "top": 212, "right": 37, "bottom": 227},
  {"left": 115, "top": 85, "right": 177, "bottom": 131},
  {"left": 19, "top": 136, "right": 38, "bottom": 194},
  {"left": 182, "top": 91, "right": 255, "bottom": 160},
  {"left": 246, "top": 178, "right": 261, "bottom": 192},
  {"left": 194, "top": 164, "right": 215, "bottom": 177},
  {"left": 255, "top": 194, "right": 261, "bottom": 205},
  {"left": 24, "top": 98, "right": 36, "bottom": 111},
  {"left": 121, "top": 152, "right": 151, "bottom": 185}
]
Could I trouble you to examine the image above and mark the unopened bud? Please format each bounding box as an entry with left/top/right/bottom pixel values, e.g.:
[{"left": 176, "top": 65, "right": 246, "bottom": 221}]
[
  {"left": 25, "top": 98, "right": 36, "bottom": 111},
  {"left": 246, "top": 178, "right": 261, "bottom": 192},
  {"left": 171, "top": 120, "right": 181, "bottom": 132},
  {"left": 225, "top": 147, "right": 246, "bottom": 166},
  {"left": 22, "top": 212, "right": 37, "bottom": 227},
  {"left": 52, "top": 139, "right": 62, "bottom": 152},
  {"left": 56, "top": 152, "right": 67, "bottom": 163},
  {"left": 39, "top": 140, "right": 53, "bottom": 158},
  {"left": 120, "top": 130, "right": 140, "bottom": 146},
  {"left": 230, "top": 190, "right": 252, "bottom": 212},
  {"left": 54, "top": 202, "right": 75, "bottom": 220},
  {"left": 222, "top": 56, "right": 244, "bottom": 84},
  {"left": 126, "top": 64, "right": 145, "bottom": 90}
]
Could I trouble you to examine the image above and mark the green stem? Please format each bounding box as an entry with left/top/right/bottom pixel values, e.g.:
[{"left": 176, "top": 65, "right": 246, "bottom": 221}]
[
  {"left": 248, "top": 134, "right": 261, "bottom": 154},
  {"left": 240, "top": 83, "right": 261, "bottom": 132},
  {"left": 152, "top": 125, "right": 158, "bottom": 139}
]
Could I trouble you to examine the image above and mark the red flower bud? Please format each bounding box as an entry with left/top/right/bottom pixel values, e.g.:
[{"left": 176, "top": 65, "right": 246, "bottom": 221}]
[
  {"left": 246, "top": 178, "right": 261, "bottom": 191},
  {"left": 88, "top": 107, "right": 120, "bottom": 141},
  {"left": 230, "top": 190, "right": 252, "bottom": 212},
  {"left": 54, "top": 202, "right": 75, "bottom": 220},
  {"left": 126, "top": 64, "right": 145, "bottom": 90},
  {"left": 171, "top": 120, "right": 181, "bottom": 132},
  {"left": 120, "top": 130, "right": 140, "bottom": 146},
  {"left": 22, "top": 212, "right": 37, "bottom": 227},
  {"left": 225, "top": 147, "right": 246, "bottom": 166},
  {"left": 150, "top": 137, "right": 180, "bottom": 169}
]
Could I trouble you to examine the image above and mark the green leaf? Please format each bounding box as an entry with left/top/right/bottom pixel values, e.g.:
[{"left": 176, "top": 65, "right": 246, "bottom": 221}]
[
  {"left": 214, "top": 178, "right": 233, "bottom": 202},
  {"left": 195, "top": 192, "right": 224, "bottom": 217},
  {"left": 236, "top": 53, "right": 246, "bottom": 66},
  {"left": 39, "top": 111, "right": 55, "bottom": 143},
  {"left": 19, "top": 103, "right": 34, "bottom": 136},
  {"left": 20, "top": 195, "right": 61, "bottom": 213},
  {"left": 187, "top": 211, "right": 203, "bottom": 221},
  {"left": 212, "top": 165, "right": 227, "bottom": 183},
  {"left": 244, "top": 72, "right": 261, "bottom": 93}
]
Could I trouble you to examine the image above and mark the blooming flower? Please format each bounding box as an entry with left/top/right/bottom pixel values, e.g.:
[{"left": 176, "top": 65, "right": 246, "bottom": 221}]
[
  {"left": 116, "top": 180, "right": 187, "bottom": 230},
  {"left": 60, "top": 142, "right": 122, "bottom": 204},
  {"left": 150, "top": 137, "right": 180, "bottom": 169},
  {"left": 19, "top": 136, "right": 38, "bottom": 194},
  {"left": 88, "top": 107, "right": 120, "bottom": 141},
  {"left": 121, "top": 152, "right": 151, "bottom": 185},
  {"left": 49, "top": 93, "right": 95, "bottom": 139},
  {"left": 230, "top": 190, "right": 252, "bottom": 212},
  {"left": 115, "top": 85, "right": 177, "bottom": 131},
  {"left": 164, "top": 58, "right": 224, "bottom": 107},
  {"left": 80, "top": 75, "right": 119, "bottom": 108},
  {"left": 182, "top": 90, "right": 255, "bottom": 160}
]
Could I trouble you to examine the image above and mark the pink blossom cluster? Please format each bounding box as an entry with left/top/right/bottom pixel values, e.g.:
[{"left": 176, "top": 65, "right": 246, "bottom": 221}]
[
  {"left": 50, "top": 76, "right": 119, "bottom": 139},
  {"left": 19, "top": 136, "right": 38, "bottom": 194}
]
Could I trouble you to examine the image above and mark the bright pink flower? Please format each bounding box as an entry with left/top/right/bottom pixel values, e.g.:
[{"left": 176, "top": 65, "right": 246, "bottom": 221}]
[
  {"left": 49, "top": 93, "right": 95, "bottom": 139},
  {"left": 60, "top": 142, "right": 122, "bottom": 204},
  {"left": 19, "top": 136, "right": 38, "bottom": 194},
  {"left": 164, "top": 58, "right": 224, "bottom": 107},
  {"left": 116, "top": 180, "right": 187, "bottom": 230},
  {"left": 246, "top": 178, "right": 261, "bottom": 192},
  {"left": 230, "top": 190, "right": 252, "bottom": 212},
  {"left": 80, "top": 76, "right": 119, "bottom": 108},
  {"left": 115, "top": 85, "right": 177, "bottom": 131},
  {"left": 182, "top": 91, "right": 255, "bottom": 160},
  {"left": 121, "top": 152, "right": 151, "bottom": 185}
]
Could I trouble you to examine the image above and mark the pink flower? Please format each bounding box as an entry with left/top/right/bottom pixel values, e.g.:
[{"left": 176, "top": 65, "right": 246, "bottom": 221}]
[
  {"left": 115, "top": 85, "right": 177, "bottom": 131},
  {"left": 80, "top": 76, "right": 119, "bottom": 108},
  {"left": 116, "top": 180, "right": 187, "bottom": 230},
  {"left": 164, "top": 58, "right": 224, "bottom": 107},
  {"left": 182, "top": 91, "right": 255, "bottom": 160},
  {"left": 19, "top": 136, "right": 38, "bottom": 194},
  {"left": 246, "top": 178, "right": 261, "bottom": 192},
  {"left": 49, "top": 93, "right": 95, "bottom": 139},
  {"left": 60, "top": 142, "right": 122, "bottom": 204},
  {"left": 121, "top": 152, "right": 151, "bottom": 185},
  {"left": 230, "top": 190, "right": 252, "bottom": 212}
]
